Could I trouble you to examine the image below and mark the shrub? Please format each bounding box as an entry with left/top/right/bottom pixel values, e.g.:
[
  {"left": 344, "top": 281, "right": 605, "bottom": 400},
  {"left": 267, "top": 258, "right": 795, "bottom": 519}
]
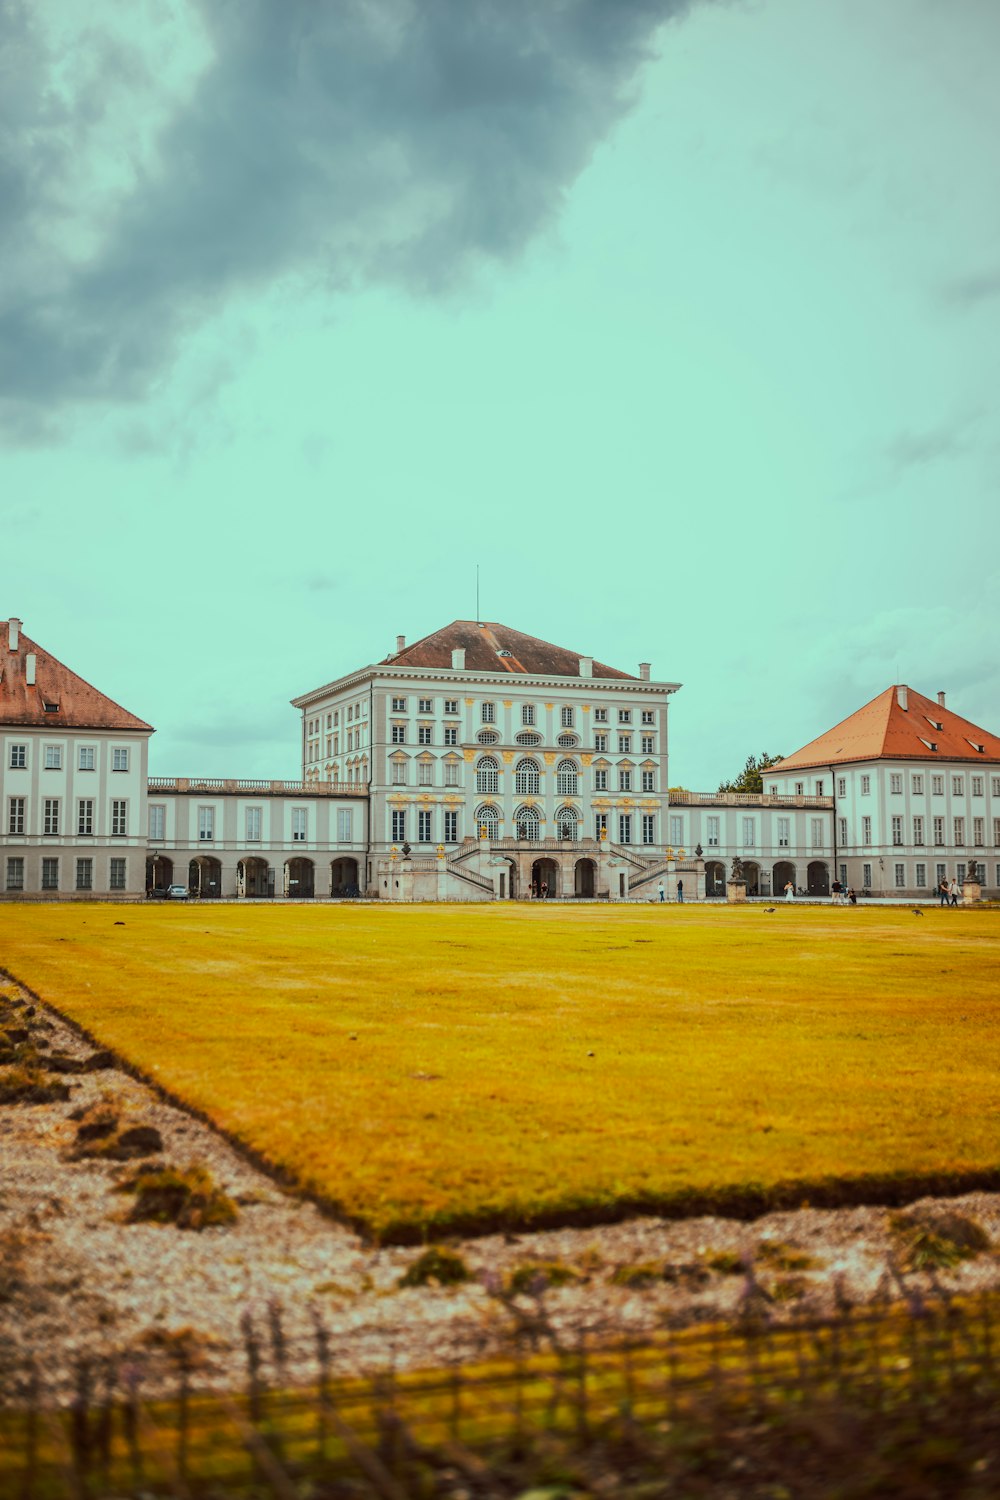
[
  {"left": 398, "top": 1247, "right": 469, "bottom": 1289},
  {"left": 0, "top": 1064, "right": 70, "bottom": 1105},
  {"left": 890, "top": 1210, "right": 991, "bottom": 1272},
  {"left": 506, "top": 1259, "right": 583, "bottom": 1295},
  {"left": 120, "top": 1165, "right": 239, "bottom": 1231},
  {"left": 755, "top": 1240, "right": 818, "bottom": 1273},
  {"left": 610, "top": 1261, "right": 662, "bottom": 1288},
  {"left": 704, "top": 1250, "right": 744, "bottom": 1276}
]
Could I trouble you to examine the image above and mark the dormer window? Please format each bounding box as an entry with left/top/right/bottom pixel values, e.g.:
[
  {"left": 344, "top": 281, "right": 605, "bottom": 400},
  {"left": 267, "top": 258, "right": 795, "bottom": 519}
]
[
  {"left": 43, "top": 702, "right": 59, "bottom": 713},
  {"left": 925, "top": 717, "right": 943, "bottom": 731}
]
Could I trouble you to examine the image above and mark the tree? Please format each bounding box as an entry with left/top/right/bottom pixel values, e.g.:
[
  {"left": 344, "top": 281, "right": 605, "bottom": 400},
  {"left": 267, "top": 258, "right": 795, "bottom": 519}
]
[{"left": 718, "top": 752, "right": 785, "bottom": 795}]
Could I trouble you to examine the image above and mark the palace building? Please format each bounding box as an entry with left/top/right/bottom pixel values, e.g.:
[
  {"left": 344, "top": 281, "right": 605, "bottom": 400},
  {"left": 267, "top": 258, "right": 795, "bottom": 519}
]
[{"left": 2, "top": 614, "right": 997, "bottom": 901}]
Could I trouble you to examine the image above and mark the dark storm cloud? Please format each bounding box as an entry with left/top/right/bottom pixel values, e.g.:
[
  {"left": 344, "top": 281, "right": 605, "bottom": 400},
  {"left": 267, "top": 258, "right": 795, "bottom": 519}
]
[{"left": 0, "top": 0, "right": 694, "bottom": 436}]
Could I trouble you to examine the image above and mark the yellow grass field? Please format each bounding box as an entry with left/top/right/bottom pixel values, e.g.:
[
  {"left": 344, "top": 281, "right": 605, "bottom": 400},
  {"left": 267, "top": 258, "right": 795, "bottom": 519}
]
[{"left": 1, "top": 903, "right": 998, "bottom": 1240}]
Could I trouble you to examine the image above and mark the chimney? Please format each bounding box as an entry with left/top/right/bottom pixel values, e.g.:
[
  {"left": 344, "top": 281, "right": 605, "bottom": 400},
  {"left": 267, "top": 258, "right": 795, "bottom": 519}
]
[
  {"left": 8, "top": 618, "right": 21, "bottom": 651},
  {"left": 578, "top": 656, "right": 593, "bottom": 677},
  {"left": 451, "top": 647, "right": 466, "bottom": 670},
  {"left": 639, "top": 662, "right": 651, "bottom": 682},
  {"left": 937, "top": 690, "right": 946, "bottom": 707},
  {"left": 896, "top": 685, "right": 908, "bottom": 711},
  {"left": 25, "top": 653, "right": 36, "bottom": 686},
  {"left": 395, "top": 634, "right": 406, "bottom": 655}
]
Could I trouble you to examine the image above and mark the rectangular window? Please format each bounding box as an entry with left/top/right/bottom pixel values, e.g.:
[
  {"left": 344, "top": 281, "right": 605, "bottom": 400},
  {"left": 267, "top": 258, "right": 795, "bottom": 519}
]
[
  {"left": 618, "top": 709, "right": 632, "bottom": 724},
  {"left": 8, "top": 797, "right": 25, "bottom": 835},
  {"left": 594, "top": 768, "right": 608, "bottom": 791},
  {"left": 78, "top": 746, "right": 96, "bottom": 771},
  {"left": 936, "top": 863, "right": 947, "bottom": 888},
  {"left": 670, "top": 816, "right": 684, "bottom": 845},
  {"left": 957, "top": 862, "right": 966, "bottom": 884},
  {"left": 863, "top": 862, "right": 872, "bottom": 889},
  {"left": 109, "top": 857, "right": 127, "bottom": 891},
  {"left": 522, "top": 704, "right": 535, "bottom": 726},
  {"left": 9, "top": 743, "right": 27, "bottom": 768},
  {"left": 391, "top": 697, "right": 406, "bottom": 712},
  {"left": 444, "top": 699, "right": 458, "bottom": 715},
  {"left": 742, "top": 817, "right": 756, "bottom": 847},
  {"left": 112, "top": 747, "right": 129, "bottom": 772},
  {"left": 418, "top": 762, "right": 433, "bottom": 785},
  {"left": 811, "top": 817, "right": 824, "bottom": 848},
  {"left": 994, "top": 817, "right": 1000, "bottom": 847},
  {"left": 391, "top": 760, "right": 406, "bottom": 785},
  {"left": 618, "top": 814, "right": 632, "bottom": 844},
  {"left": 777, "top": 816, "right": 790, "bottom": 847},
  {"left": 915, "top": 863, "right": 926, "bottom": 888},
  {"left": 44, "top": 744, "right": 63, "bottom": 770},
  {"left": 641, "top": 770, "right": 655, "bottom": 792},
  {"left": 992, "top": 777, "right": 1000, "bottom": 797},
  {"left": 391, "top": 810, "right": 406, "bottom": 842},
  {"left": 641, "top": 736, "right": 654, "bottom": 754},
  {"left": 443, "top": 726, "right": 458, "bottom": 746},
  {"left": 337, "top": 808, "right": 353, "bottom": 842},
  {"left": 444, "top": 762, "right": 459, "bottom": 787},
  {"left": 560, "top": 707, "right": 574, "bottom": 728},
  {"left": 6, "top": 857, "right": 24, "bottom": 891},
  {"left": 815, "top": 780, "right": 824, "bottom": 797},
  {"left": 641, "top": 710, "right": 654, "bottom": 725},
  {"left": 891, "top": 815, "right": 903, "bottom": 846},
  {"left": 418, "top": 698, "right": 432, "bottom": 714},
  {"left": 933, "top": 816, "right": 944, "bottom": 846},
  {"left": 912, "top": 774, "right": 923, "bottom": 794},
  {"left": 839, "top": 863, "right": 848, "bottom": 887},
  {"left": 932, "top": 775, "right": 944, "bottom": 795},
  {"left": 890, "top": 773, "right": 902, "bottom": 794},
  {"left": 618, "top": 769, "right": 632, "bottom": 791},
  {"left": 862, "top": 816, "right": 871, "bottom": 845},
  {"left": 77, "top": 799, "right": 94, "bottom": 836},
  {"left": 594, "top": 708, "right": 607, "bottom": 724},
  {"left": 198, "top": 806, "right": 215, "bottom": 841},
  {"left": 148, "top": 804, "right": 165, "bottom": 841},
  {"left": 76, "top": 858, "right": 93, "bottom": 891},
  {"left": 795, "top": 782, "right": 804, "bottom": 796},
  {"left": 594, "top": 812, "right": 608, "bottom": 840},
  {"left": 913, "top": 815, "right": 924, "bottom": 844},
  {"left": 245, "top": 806, "right": 262, "bottom": 841},
  {"left": 391, "top": 724, "right": 406, "bottom": 744},
  {"left": 444, "top": 810, "right": 458, "bottom": 843},
  {"left": 42, "top": 857, "right": 59, "bottom": 891},
  {"left": 837, "top": 777, "right": 846, "bottom": 797},
  {"left": 618, "top": 735, "right": 631, "bottom": 753},
  {"left": 641, "top": 814, "right": 655, "bottom": 845},
  {"left": 417, "top": 809, "right": 432, "bottom": 842},
  {"left": 111, "top": 800, "right": 127, "bottom": 836},
  {"left": 482, "top": 702, "right": 496, "bottom": 723},
  {"left": 838, "top": 817, "right": 848, "bottom": 845},
  {"left": 972, "top": 776, "right": 983, "bottom": 797},
  {"left": 973, "top": 817, "right": 984, "bottom": 846},
  {"left": 43, "top": 798, "right": 60, "bottom": 835},
  {"left": 292, "top": 808, "right": 307, "bottom": 842},
  {"left": 894, "top": 863, "right": 905, "bottom": 888},
  {"left": 417, "top": 725, "right": 432, "bottom": 745},
  {"left": 860, "top": 775, "right": 870, "bottom": 795},
  {"left": 594, "top": 734, "right": 608, "bottom": 753},
  {"left": 952, "top": 776, "right": 964, "bottom": 797},
  {"left": 347, "top": 707, "right": 353, "bottom": 722},
  {"left": 954, "top": 816, "right": 965, "bottom": 845},
  {"left": 707, "top": 816, "right": 720, "bottom": 847}
]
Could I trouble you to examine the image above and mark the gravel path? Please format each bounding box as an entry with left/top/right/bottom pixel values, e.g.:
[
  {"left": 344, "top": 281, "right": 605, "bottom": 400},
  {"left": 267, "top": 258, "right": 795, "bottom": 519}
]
[{"left": 2, "top": 976, "right": 998, "bottom": 1400}]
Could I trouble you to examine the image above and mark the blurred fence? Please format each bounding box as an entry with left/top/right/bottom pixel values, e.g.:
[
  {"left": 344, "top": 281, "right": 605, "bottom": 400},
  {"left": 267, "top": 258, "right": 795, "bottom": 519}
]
[{"left": 2, "top": 1294, "right": 998, "bottom": 1498}]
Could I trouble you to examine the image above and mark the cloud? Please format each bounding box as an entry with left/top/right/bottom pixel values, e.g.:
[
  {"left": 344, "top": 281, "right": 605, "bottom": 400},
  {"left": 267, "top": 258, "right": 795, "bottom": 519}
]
[
  {"left": 0, "top": 0, "right": 695, "bottom": 439},
  {"left": 940, "top": 268, "right": 1000, "bottom": 309},
  {"left": 883, "top": 422, "right": 971, "bottom": 474}
]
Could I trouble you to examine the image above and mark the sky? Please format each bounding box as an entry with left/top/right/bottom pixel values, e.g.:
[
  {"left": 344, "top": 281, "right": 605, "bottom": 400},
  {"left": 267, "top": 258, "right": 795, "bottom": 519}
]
[{"left": 3, "top": 0, "right": 999, "bottom": 789}]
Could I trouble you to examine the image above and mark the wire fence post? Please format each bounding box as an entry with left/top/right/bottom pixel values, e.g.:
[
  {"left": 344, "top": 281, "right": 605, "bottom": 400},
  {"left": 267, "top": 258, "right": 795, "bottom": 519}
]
[{"left": 311, "top": 1304, "right": 332, "bottom": 1464}]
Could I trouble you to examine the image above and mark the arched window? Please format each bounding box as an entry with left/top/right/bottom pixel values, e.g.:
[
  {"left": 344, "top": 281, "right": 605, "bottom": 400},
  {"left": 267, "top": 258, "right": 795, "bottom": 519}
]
[
  {"left": 514, "top": 805, "right": 541, "bottom": 842},
  {"left": 515, "top": 758, "right": 540, "bottom": 795},
  {"left": 515, "top": 731, "right": 541, "bottom": 746},
  {"left": 556, "top": 758, "right": 579, "bottom": 795},
  {"left": 477, "top": 729, "right": 499, "bottom": 745},
  {"left": 555, "top": 805, "right": 580, "bottom": 841},
  {"left": 476, "top": 756, "right": 499, "bottom": 795},
  {"left": 475, "top": 804, "right": 500, "bottom": 838},
  {"left": 557, "top": 733, "right": 578, "bottom": 748}
]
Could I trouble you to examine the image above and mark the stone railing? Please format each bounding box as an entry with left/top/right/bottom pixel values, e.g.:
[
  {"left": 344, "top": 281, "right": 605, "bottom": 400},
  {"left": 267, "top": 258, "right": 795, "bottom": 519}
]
[
  {"left": 668, "top": 791, "right": 834, "bottom": 808},
  {"left": 147, "top": 778, "right": 362, "bottom": 797}
]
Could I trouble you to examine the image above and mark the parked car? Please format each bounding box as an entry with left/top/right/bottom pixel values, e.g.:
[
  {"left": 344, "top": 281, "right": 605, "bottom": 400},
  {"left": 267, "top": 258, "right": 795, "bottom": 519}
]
[{"left": 165, "top": 884, "right": 189, "bottom": 900}]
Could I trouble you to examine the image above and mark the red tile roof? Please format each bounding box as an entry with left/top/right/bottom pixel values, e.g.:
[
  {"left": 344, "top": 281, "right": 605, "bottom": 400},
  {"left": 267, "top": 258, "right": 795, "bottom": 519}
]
[
  {"left": 0, "top": 619, "right": 153, "bottom": 732},
  {"left": 380, "top": 621, "right": 637, "bottom": 679},
  {"left": 772, "top": 686, "right": 1000, "bottom": 771}
]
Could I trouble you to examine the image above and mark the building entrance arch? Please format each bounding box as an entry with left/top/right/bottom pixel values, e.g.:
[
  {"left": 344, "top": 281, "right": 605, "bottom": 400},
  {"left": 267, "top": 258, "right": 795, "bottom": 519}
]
[
  {"left": 741, "top": 861, "right": 762, "bottom": 896},
  {"left": 331, "top": 857, "right": 360, "bottom": 897},
  {"left": 773, "top": 860, "right": 796, "bottom": 897},
  {"left": 574, "top": 858, "right": 596, "bottom": 897},
  {"left": 285, "top": 857, "right": 315, "bottom": 897},
  {"left": 146, "top": 855, "right": 173, "bottom": 894},
  {"left": 531, "top": 857, "right": 559, "bottom": 898},
  {"left": 704, "top": 860, "right": 725, "bottom": 896},
  {"left": 188, "top": 856, "right": 222, "bottom": 897},
  {"left": 807, "top": 860, "right": 830, "bottom": 895},
  {"left": 238, "top": 857, "right": 270, "bottom": 897}
]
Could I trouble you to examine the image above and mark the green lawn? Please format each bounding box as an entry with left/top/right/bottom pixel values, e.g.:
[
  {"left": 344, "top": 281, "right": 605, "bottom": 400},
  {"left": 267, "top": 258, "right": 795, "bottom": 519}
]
[{"left": 1, "top": 903, "right": 998, "bottom": 1240}]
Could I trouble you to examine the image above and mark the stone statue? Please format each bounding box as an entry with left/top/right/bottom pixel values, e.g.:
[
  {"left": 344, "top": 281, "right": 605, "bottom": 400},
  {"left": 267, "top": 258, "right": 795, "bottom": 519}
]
[
  {"left": 966, "top": 860, "right": 978, "bottom": 883},
  {"left": 730, "top": 854, "right": 744, "bottom": 880},
  {"left": 401, "top": 841, "right": 412, "bottom": 859}
]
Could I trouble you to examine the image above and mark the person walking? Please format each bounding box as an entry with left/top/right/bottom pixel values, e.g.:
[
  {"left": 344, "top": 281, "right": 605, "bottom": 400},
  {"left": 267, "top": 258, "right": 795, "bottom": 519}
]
[
  {"left": 657, "top": 879, "right": 665, "bottom": 902},
  {"left": 939, "top": 879, "right": 950, "bottom": 907},
  {"left": 784, "top": 880, "right": 795, "bottom": 901},
  {"left": 831, "top": 878, "right": 842, "bottom": 905},
  {"left": 847, "top": 887, "right": 857, "bottom": 905},
  {"left": 949, "top": 879, "right": 959, "bottom": 907},
  {"left": 676, "top": 879, "right": 684, "bottom": 904}
]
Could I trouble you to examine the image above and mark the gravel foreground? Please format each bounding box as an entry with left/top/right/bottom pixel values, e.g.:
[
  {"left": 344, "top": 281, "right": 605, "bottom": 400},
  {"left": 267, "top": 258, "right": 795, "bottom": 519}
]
[{"left": 2, "top": 976, "right": 999, "bottom": 1401}]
